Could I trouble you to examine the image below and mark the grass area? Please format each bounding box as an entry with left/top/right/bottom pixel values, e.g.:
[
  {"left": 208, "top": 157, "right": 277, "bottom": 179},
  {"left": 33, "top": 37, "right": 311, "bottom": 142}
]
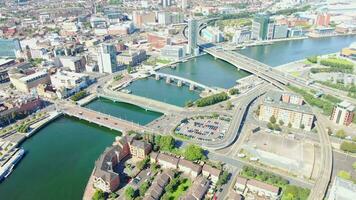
[
  {"left": 290, "top": 71, "right": 301, "bottom": 77},
  {"left": 216, "top": 18, "right": 252, "bottom": 29},
  {"left": 164, "top": 178, "right": 191, "bottom": 200}
]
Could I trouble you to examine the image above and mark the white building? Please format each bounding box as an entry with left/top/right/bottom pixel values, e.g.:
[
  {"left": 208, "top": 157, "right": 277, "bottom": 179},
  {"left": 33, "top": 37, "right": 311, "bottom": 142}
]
[
  {"left": 233, "top": 29, "right": 251, "bottom": 44},
  {"left": 330, "top": 101, "right": 355, "bottom": 126},
  {"left": 328, "top": 177, "right": 356, "bottom": 200},
  {"left": 97, "top": 44, "right": 119, "bottom": 74},
  {"left": 50, "top": 70, "right": 91, "bottom": 99}
]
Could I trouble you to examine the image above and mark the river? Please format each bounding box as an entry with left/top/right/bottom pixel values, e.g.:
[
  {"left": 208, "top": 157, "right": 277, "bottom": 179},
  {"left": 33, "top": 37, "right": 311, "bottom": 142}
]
[{"left": 239, "top": 35, "right": 356, "bottom": 66}]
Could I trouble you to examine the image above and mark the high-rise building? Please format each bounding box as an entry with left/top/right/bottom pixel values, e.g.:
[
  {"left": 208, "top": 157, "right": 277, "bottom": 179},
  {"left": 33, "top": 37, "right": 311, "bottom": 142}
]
[
  {"left": 273, "top": 24, "right": 288, "bottom": 39},
  {"left": 181, "top": 0, "right": 189, "bottom": 10},
  {"left": 187, "top": 18, "right": 198, "bottom": 56},
  {"left": 315, "top": 12, "right": 330, "bottom": 27},
  {"left": 251, "top": 14, "right": 274, "bottom": 40},
  {"left": 330, "top": 101, "right": 355, "bottom": 126},
  {"left": 161, "top": 0, "right": 171, "bottom": 8},
  {"left": 97, "top": 44, "right": 119, "bottom": 73}
]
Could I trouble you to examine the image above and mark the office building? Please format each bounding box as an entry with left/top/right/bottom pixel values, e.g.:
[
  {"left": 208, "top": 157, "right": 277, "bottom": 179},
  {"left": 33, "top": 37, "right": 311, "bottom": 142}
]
[
  {"left": 9, "top": 70, "right": 51, "bottom": 93},
  {"left": 201, "top": 27, "right": 224, "bottom": 43},
  {"left": 132, "top": 11, "right": 156, "bottom": 28},
  {"left": 161, "top": 0, "right": 171, "bottom": 8},
  {"left": 233, "top": 29, "right": 251, "bottom": 44},
  {"left": 288, "top": 27, "right": 304, "bottom": 37},
  {"left": 258, "top": 90, "right": 315, "bottom": 131},
  {"left": 158, "top": 12, "right": 184, "bottom": 25},
  {"left": 315, "top": 12, "right": 330, "bottom": 27},
  {"left": 147, "top": 33, "right": 171, "bottom": 49},
  {"left": 330, "top": 101, "right": 355, "bottom": 126},
  {"left": 117, "top": 49, "right": 146, "bottom": 66},
  {"left": 187, "top": 18, "right": 199, "bottom": 56},
  {"left": 181, "top": 0, "right": 189, "bottom": 10},
  {"left": 97, "top": 44, "right": 119, "bottom": 74},
  {"left": 251, "top": 14, "right": 274, "bottom": 40},
  {"left": 273, "top": 24, "right": 288, "bottom": 39},
  {"left": 58, "top": 56, "right": 86, "bottom": 73},
  {"left": 161, "top": 45, "right": 185, "bottom": 61}
]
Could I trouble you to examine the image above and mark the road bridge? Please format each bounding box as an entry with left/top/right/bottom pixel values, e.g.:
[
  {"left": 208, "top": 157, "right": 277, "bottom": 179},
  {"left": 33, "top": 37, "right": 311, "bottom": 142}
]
[
  {"left": 97, "top": 88, "right": 185, "bottom": 114},
  {"left": 58, "top": 104, "right": 150, "bottom": 133},
  {"left": 150, "top": 71, "right": 218, "bottom": 92},
  {"left": 204, "top": 47, "right": 356, "bottom": 104}
]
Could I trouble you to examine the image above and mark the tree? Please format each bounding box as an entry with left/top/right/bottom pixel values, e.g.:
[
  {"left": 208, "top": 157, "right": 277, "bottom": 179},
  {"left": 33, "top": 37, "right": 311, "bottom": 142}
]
[
  {"left": 269, "top": 115, "right": 276, "bottom": 124},
  {"left": 300, "top": 124, "right": 305, "bottom": 130},
  {"left": 352, "top": 162, "right": 356, "bottom": 171},
  {"left": 92, "top": 189, "right": 105, "bottom": 200},
  {"left": 158, "top": 135, "right": 175, "bottom": 151},
  {"left": 108, "top": 193, "right": 118, "bottom": 199},
  {"left": 226, "top": 101, "right": 233, "bottom": 110},
  {"left": 279, "top": 120, "right": 284, "bottom": 126},
  {"left": 185, "top": 100, "right": 194, "bottom": 107},
  {"left": 337, "top": 170, "right": 351, "bottom": 180},
  {"left": 229, "top": 88, "right": 239, "bottom": 95},
  {"left": 184, "top": 144, "right": 205, "bottom": 161},
  {"left": 127, "top": 65, "right": 133, "bottom": 74},
  {"left": 217, "top": 170, "right": 229, "bottom": 186},
  {"left": 336, "top": 129, "right": 346, "bottom": 139},
  {"left": 288, "top": 122, "right": 292, "bottom": 128},
  {"left": 137, "top": 157, "right": 149, "bottom": 170},
  {"left": 139, "top": 181, "right": 150, "bottom": 196},
  {"left": 124, "top": 187, "right": 136, "bottom": 200}
]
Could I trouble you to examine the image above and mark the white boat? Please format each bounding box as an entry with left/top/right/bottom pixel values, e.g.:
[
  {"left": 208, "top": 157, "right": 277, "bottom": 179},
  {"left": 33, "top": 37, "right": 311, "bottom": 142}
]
[{"left": 0, "top": 148, "right": 25, "bottom": 181}]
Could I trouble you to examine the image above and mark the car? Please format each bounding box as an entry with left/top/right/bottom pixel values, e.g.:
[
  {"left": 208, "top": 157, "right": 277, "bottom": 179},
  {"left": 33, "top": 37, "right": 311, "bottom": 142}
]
[{"left": 78, "top": 112, "right": 83, "bottom": 115}]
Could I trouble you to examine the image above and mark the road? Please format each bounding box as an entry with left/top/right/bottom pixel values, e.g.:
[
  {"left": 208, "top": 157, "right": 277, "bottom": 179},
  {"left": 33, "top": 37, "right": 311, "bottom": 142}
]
[{"left": 204, "top": 48, "right": 356, "bottom": 105}]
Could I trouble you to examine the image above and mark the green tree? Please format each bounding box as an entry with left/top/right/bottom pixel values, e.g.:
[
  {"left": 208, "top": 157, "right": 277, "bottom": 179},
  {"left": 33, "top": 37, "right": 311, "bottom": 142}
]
[
  {"left": 352, "top": 162, "right": 356, "bottom": 171},
  {"left": 137, "top": 157, "right": 149, "bottom": 170},
  {"left": 184, "top": 144, "right": 205, "bottom": 161},
  {"left": 92, "top": 189, "right": 105, "bottom": 200},
  {"left": 336, "top": 129, "right": 346, "bottom": 139},
  {"left": 127, "top": 65, "right": 133, "bottom": 74},
  {"left": 139, "top": 181, "right": 150, "bottom": 196},
  {"left": 229, "top": 88, "right": 239, "bottom": 95},
  {"left": 124, "top": 186, "right": 136, "bottom": 200},
  {"left": 279, "top": 120, "right": 284, "bottom": 126},
  {"left": 288, "top": 122, "right": 292, "bottom": 128},
  {"left": 158, "top": 135, "right": 175, "bottom": 151},
  {"left": 217, "top": 170, "right": 229, "bottom": 186},
  {"left": 337, "top": 170, "right": 351, "bottom": 180},
  {"left": 300, "top": 124, "right": 305, "bottom": 130},
  {"left": 269, "top": 115, "right": 276, "bottom": 124},
  {"left": 108, "top": 193, "right": 118, "bottom": 199},
  {"left": 226, "top": 101, "right": 233, "bottom": 110}
]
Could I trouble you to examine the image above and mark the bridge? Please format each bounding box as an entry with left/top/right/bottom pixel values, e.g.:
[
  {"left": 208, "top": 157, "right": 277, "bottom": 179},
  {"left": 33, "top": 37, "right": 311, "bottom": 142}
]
[
  {"left": 150, "top": 71, "right": 218, "bottom": 92},
  {"left": 204, "top": 47, "right": 356, "bottom": 104},
  {"left": 97, "top": 88, "right": 185, "bottom": 114},
  {"left": 58, "top": 103, "right": 150, "bottom": 133}
]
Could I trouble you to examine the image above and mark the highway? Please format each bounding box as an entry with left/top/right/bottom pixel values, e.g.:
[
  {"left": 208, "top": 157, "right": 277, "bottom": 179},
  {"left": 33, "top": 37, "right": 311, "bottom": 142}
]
[
  {"left": 200, "top": 84, "right": 268, "bottom": 150},
  {"left": 205, "top": 48, "right": 356, "bottom": 105}
]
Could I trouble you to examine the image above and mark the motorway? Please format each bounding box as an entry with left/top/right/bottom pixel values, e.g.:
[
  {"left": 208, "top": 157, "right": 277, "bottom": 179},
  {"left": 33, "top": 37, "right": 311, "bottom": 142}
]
[{"left": 205, "top": 48, "right": 356, "bottom": 105}]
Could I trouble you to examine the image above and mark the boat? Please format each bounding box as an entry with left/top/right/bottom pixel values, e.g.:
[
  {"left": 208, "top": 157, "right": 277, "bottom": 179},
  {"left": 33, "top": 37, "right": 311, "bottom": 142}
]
[
  {"left": 0, "top": 148, "right": 25, "bottom": 181},
  {"left": 121, "top": 89, "right": 132, "bottom": 94}
]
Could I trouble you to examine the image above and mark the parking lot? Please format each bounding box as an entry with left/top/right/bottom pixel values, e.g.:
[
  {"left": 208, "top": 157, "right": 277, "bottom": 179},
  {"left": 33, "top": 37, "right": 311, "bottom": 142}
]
[{"left": 175, "top": 115, "right": 231, "bottom": 142}]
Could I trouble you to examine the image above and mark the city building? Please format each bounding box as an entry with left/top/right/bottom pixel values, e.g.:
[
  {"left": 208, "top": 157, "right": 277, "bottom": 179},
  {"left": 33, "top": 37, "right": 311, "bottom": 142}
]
[
  {"left": 328, "top": 177, "right": 356, "bottom": 200},
  {"left": 330, "top": 101, "right": 355, "bottom": 126},
  {"left": 143, "top": 171, "right": 174, "bottom": 200},
  {"left": 9, "top": 71, "right": 51, "bottom": 93},
  {"left": 147, "top": 33, "right": 171, "bottom": 49},
  {"left": 258, "top": 90, "right": 315, "bottom": 131},
  {"left": 181, "top": 0, "right": 189, "bottom": 10},
  {"left": 202, "top": 164, "right": 221, "bottom": 184},
  {"left": 288, "top": 27, "right": 304, "bottom": 37},
  {"left": 251, "top": 14, "right": 274, "bottom": 40},
  {"left": 117, "top": 49, "right": 146, "bottom": 66},
  {"left": 340, "top": 42, "right": 356, "bottom": 60},
  {"left": 129, "top": 140, "right": 152, "bottom": 160},
  {"left": 232, "top": 29, "right": 251, "bottom": 44},
  {"left": 50, "top": 70, "right": 92, "bottom": 99},
  {"left": 273, "top": 24, "right": 288, "bottom": 39},
  {"left": 201, "top": 27, "right": 224, "bottom": 43},
  {"left": 178, "top": 159, "right": 202, "bottom": 178},
  {"left": 93, "top": 136, "right": 151, "bottom": 193},
  {"left": 234, "top": 175, "right": 281, "bottom": 200},
  {"left": 183, "top": 176, "right": 211, "bottom": 200},
  {"left": 132, "top": 11, "right": 156, "bottom": 28},
  {"left": 315, "top": 12, "right": 330, "bottom": 27},
  {"left": 187, "top": 18, "right": 199, "bottom": 56},
  {"left": 57, "top": 56, "right": 86, "bottom": 73},
  {"left": 97, "top": 44, "right": 119, "bottom": 74},
  {"left": 155, "top": 153, "right": 179, "bottom": 169},
  {"left": 158, "top": 12, "right": 184, "bottom": 25},
  {"left": 160, "top": 45, "right": 185, "bottom": 61}
]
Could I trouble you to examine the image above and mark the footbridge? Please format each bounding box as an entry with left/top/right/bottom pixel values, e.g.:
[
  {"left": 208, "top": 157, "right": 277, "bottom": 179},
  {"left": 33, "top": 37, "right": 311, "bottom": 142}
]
[
  {"left": 97, "top": 88, "right": 185, "bottom": 114},
  {"left": 58, "top": 104, "right": 150, "bottom": 133},
  {"left": 150, "top": 71, "right": 218, "bottom": 92}
]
